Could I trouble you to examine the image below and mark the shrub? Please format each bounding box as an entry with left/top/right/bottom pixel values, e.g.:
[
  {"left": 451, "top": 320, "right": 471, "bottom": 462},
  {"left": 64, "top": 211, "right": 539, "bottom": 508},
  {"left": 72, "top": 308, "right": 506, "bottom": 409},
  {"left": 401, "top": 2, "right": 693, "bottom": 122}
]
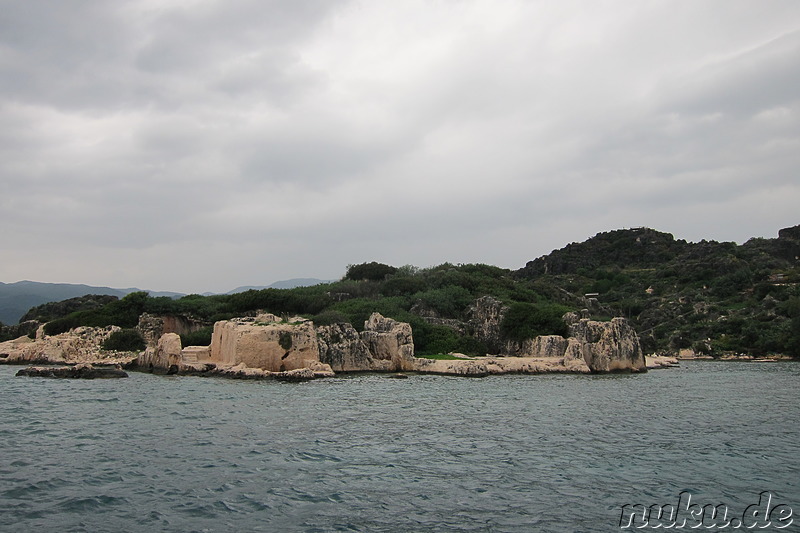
[
  {"left": 311, "top": 310, "right": 350, "bottom": 326},
  {"left": 180, "top": 327, "right": 213, "bottom": 347},
  {"left": 500, "top": 302, "right": 571, "bottom": 341},
  {"left": 279, "top": 331, "right": 293, "bottom": 350},
  {"left": 345, "top": 262, "right": 398, "bottom": 281},
  {"left": 102, "top": 329, "right": 145, "bottom": 352}
]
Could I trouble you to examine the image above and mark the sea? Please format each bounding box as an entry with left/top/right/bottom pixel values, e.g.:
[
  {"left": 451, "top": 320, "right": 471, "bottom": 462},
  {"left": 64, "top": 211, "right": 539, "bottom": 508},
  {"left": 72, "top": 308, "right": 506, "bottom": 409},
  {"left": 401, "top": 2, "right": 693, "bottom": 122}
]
[{"left": 0, "top": 361, "right": 798, "bottom": 532}]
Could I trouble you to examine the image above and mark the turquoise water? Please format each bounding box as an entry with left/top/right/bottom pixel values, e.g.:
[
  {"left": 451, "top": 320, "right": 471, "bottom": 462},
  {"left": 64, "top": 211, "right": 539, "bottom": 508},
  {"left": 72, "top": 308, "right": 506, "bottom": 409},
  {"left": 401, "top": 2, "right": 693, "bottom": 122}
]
[{"left": 1, "top": 361, "right": 798, "bottom": 532}]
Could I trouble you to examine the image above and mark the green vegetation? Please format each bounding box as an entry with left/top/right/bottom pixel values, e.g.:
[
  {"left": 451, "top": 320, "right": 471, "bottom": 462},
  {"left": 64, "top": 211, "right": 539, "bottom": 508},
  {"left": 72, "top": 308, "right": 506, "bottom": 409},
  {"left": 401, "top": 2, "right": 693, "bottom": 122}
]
[
  {"left": 500, "top": 302, "right": 571, "bottom": 341},
  {"left": 516, "top": 226, "right": 800, "bottom": 357},
  {"left": 101, "top": 328, "right": 146, "bottom": 352},
  {"left": 416, "top": 353, "right": 471, "bottom": 360},
  {"left": 17, "top": 225, "right": 800, "bottom": 359},
  {"left": 180, "top": 327, "right": 213, "bottom": 347},
  {"left": 27, "top": 261, "right": 571, "bottom": 356},
  {"left": 279, "top": 331, "right": 293, "bottom": 350}
]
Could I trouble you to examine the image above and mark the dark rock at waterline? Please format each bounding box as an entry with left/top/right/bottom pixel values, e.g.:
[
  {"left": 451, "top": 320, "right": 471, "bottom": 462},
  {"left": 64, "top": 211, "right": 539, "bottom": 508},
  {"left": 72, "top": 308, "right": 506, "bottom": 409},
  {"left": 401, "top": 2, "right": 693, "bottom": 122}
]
[{"left": 16, "top": 364, "right": 128, "bottom": 379}]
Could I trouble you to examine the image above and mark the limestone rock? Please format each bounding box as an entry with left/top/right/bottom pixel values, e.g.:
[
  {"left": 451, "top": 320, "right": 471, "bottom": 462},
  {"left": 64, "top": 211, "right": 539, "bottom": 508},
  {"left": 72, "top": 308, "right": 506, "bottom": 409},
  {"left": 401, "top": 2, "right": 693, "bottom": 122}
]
[
  {"left": 411, "top": 355, "right": 592, "bottom": 376},
  {"left": 16, "top": 364, "right": 128, "bottom": 379},
  {"left": 466, "top": 296, "right": 508, "bottom": 354},
  {"left": 569, "top": 317, "right": 646, "bottom": 372},
  {"left": 360, "top": 313, "right": 415, "bottom": 371},
  {"left": 0, "top": 325, "right": 133, "bottom": 365},
  {"left": 181, "top": 345, "right": 211, "bottom": 363},
  {"left": 317, "top": 322, "right": 373, "bottom": 372},
  {"left": 209, "top": 318, "right": 320, "bottom": 372},
  {"left": 137, "top": 332, "right": 183, "bottom": 372},
  {"left": 508, "top": 335, "right": 569, "bottom": 357}
]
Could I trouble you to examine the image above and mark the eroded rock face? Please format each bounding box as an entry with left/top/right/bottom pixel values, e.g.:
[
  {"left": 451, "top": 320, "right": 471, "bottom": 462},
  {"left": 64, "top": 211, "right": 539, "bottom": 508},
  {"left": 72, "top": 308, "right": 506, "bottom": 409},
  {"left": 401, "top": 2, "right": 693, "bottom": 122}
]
[
  {"left": 17, "top": 363, "right": 128, "bottom": 379},
  {"left": 507, "top": 335, "right": 569, "bottom": 357},
  {"left": 209, "top": 317, "right": 320, "bottom": 372},
  {"left": 137, "top": 313, "right": 209, "bottom": 347},
  {"left": 467, "top": 296, "right": 508, "bottom": 354},
  {"left": 317, "top": 322, "right": 373, "bottom": 372},
  {"left": 569, "top": 317, "right": 646, "bottom": 372},
  {"left": 360, "top": 313, "right": 415, "bottom": 371},
  {"left": 0, "top": 326, "right": 129, "bottom": 365},
  {"left": 137, "top": 332, "right": 183, "bottom": 372}
]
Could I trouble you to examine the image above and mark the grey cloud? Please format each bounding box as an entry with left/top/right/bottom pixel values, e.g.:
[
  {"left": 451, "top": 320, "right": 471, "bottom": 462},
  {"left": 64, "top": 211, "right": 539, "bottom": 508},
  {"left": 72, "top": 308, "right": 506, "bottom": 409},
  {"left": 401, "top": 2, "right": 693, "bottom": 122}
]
[{"left": 1, "top": 1, "right": 799, "bottom": 293}]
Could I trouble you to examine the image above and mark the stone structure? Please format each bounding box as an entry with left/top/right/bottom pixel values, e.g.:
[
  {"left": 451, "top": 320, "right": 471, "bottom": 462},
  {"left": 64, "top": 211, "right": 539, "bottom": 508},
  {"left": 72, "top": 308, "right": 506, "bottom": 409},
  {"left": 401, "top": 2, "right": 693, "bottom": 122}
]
[{"left": 3, "top": 304, "right": 649, "bottom": 379}]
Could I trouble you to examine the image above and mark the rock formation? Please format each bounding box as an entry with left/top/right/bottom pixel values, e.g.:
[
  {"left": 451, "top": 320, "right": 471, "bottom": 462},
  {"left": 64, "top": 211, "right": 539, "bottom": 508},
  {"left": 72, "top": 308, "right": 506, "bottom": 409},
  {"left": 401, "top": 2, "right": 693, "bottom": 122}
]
[
  {"left": 137, "top": 332, "right": 183, "bottom": 373},
  {"left": 0, "top": 325, "right": 136, "bottom": 366},
  {"left": 360, "top": 313, "right": 415, "bottom": 371},
  {"left": 568, "top": 317, "right": 647, "bottom": 372},
  {"left": 16, "top": 363, "right": 128, "bottom": 379},
  {"left": 3, "top": 303, "right": 650, "bottom": 379},
  {"left": 317, "top": 322, "right": 373, "bottom": 372},
  {"left": 209, "top": 314, "right": 320, "bottom": 372},
  {"left": 466, "top": 296, "right": 507, "bottom": 354}
]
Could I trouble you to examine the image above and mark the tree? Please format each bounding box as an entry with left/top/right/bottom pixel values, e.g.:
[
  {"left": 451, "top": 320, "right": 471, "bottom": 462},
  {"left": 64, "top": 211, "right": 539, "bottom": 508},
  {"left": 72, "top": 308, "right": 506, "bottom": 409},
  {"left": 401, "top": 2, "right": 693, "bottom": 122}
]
[{"left": 344, "top": 262, "right": 398, "bottom": 281}]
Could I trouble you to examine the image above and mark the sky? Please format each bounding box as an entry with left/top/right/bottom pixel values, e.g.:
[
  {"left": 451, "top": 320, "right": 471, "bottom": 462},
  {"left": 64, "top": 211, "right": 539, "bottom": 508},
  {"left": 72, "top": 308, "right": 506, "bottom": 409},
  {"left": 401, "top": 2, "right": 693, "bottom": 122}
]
[{"left": 1, "top": 0, "right": 799, "bottom": 294}]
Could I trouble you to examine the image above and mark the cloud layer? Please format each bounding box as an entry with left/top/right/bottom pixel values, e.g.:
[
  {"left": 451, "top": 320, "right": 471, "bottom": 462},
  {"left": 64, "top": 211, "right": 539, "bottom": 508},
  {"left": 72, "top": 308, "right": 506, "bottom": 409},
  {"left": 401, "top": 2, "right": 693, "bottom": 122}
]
[{"left": 2, "top": 0, "right": 799, "bottom": 293}]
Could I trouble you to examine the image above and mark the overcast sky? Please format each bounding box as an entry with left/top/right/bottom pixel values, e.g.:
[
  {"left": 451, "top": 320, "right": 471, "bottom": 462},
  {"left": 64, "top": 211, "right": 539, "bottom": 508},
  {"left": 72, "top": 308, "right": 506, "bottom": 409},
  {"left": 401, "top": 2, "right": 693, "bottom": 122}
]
[{"left": 1, "top": 0, "right": 799, "bottom": 293}]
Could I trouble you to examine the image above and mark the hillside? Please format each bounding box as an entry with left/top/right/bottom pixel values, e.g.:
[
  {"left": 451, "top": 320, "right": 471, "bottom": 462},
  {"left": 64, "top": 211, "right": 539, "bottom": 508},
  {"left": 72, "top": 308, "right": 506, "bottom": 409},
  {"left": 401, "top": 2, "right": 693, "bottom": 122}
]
[
  {"left": 0, "top": 281, "right": 183, "bottom": 326},
  {"left": 3, "top": 225, "right": 798, "bottom": 358},
  {"left": 516, "top": 225, "right": 800, "bottom": 355}
]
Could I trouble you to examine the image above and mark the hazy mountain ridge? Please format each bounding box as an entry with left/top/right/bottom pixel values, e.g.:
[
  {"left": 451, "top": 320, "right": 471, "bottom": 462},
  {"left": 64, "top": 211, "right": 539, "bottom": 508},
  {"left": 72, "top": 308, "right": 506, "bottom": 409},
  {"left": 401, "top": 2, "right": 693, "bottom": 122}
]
[{"left": 0, "top": 279, "right": 332, "bottom": 325}]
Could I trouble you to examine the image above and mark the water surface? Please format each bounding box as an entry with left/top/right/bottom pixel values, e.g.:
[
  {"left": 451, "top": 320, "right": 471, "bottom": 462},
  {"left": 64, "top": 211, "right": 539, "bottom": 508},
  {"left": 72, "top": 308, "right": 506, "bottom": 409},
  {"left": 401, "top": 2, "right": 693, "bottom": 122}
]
[{"left": 1, "top": 361, "right": 798, "bottom": 532}]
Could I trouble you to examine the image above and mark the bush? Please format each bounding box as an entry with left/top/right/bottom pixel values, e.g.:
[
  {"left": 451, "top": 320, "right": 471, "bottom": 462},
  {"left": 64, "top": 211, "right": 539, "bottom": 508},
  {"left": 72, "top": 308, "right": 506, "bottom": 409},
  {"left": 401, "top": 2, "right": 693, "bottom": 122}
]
[
  {"left": 345, "top": 262, "right": 398, "bottom": 281},
  {"left": 102, "top": 329, "right": 145, "bottom": 352},
  {"left": 311, "top": 310, "right": 350, "bottom": 326},
  {"left": 500, "top": 302, "right": 571, "bottom": 341},
  {"left": 180, "top": 327, "right": 213, "bottom": 347}
]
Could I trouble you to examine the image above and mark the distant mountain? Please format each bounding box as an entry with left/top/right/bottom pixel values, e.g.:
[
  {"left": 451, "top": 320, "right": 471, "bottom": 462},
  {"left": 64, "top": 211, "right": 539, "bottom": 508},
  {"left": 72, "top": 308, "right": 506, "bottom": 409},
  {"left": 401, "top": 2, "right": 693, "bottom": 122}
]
[
  {"left": 0, "top": 281, "right": 183, "bottom": 325},
  {"left": 226, "top": 278, "right": 333, "bottom": 294}
]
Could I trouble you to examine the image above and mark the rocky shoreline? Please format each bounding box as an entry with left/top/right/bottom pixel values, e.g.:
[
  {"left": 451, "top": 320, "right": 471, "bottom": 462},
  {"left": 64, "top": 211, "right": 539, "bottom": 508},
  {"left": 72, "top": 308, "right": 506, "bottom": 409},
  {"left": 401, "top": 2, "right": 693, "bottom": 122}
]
[
  {"left": 0, "top": 309, "right": 678, "bottom": 381},
  {"left": 16, "top": 363, "right": 129, "bottom": 379}
]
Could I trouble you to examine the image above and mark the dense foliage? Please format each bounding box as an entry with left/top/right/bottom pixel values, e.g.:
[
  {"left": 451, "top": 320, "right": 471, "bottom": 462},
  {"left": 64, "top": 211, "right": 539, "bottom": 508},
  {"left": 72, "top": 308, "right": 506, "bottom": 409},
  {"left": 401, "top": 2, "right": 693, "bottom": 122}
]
[
  {"left": 517, "top": 226, "right": 800, "bottom": 356},
  {"left": 21, "top": 294, "right": 120, "bottom": 323},
  {"left": 30, "top": 263, "right": 569, "bottom": 356},
  {"left": 101, "top": 328, "right": 146, "bottom": 352},
  {"left": 18, "top": 225, "right": 800, "bottom": 358}
]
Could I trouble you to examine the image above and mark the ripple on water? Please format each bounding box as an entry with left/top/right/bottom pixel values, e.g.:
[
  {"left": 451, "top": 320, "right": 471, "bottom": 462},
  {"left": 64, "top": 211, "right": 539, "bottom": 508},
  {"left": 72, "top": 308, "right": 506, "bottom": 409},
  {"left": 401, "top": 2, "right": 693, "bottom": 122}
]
[{"left": 0, "top": 362, "right": 799, "bottom": 532}]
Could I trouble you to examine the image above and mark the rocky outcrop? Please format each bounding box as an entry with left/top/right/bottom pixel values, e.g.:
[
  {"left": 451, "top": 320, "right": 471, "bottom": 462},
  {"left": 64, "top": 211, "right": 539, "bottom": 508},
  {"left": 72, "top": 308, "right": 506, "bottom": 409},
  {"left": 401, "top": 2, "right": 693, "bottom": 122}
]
[
  {"left": 16, "top": 363, "right": 128, "bottom": 379},
  {"left": 411, "top": 355, "right": 591, "bottom": 376},
  {"left": 361, "top": 313, "right": 415, "bottom": 371},
  {"left": 136, "top": 332, "right": 183, "bottom": 373},
  {"left": 317, "top": 322, "right": 373, "bottom": 372},
  {"left": 317, "top": 313, "right": 416, "bottom": 372},
  {"left": 466, "top": 296, "right": 508, "bottom": 354},
  {"left": 0, "top": 325, "right": 137, "bottom": 366},
  {"left": 209, "top": 315, "right": 320, "bottom": 372},
  {"left": 645, "top": 355, "right": 680, "bottom": 369},
  {"left": 569, "top": 317, "right": 646, "bottom": 372}
]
